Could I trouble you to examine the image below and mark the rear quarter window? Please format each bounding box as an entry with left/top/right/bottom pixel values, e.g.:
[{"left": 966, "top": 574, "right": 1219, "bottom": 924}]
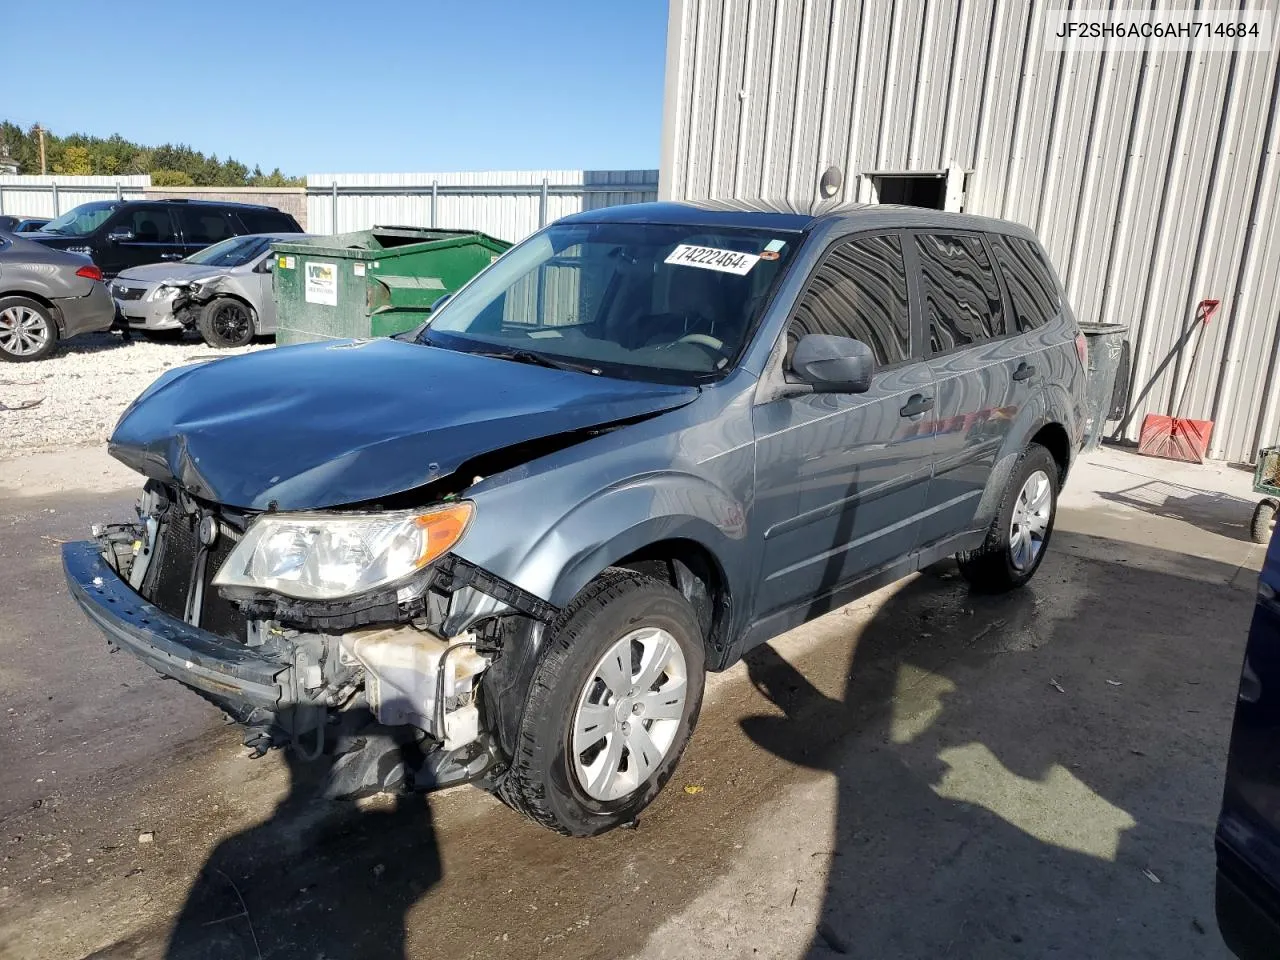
[
  {"left": 236, "top": 209, "right": 299, "bottom": 233},
  {"left": 989, "top": 233, "right": 1061, "bottom": 331}
]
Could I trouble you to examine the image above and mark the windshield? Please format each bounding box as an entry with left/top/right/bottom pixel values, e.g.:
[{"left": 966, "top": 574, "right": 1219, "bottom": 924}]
[
  {"left": 186, "top": 234, "right": 275, "bottom": 267},
  {"left": 423, "top": 222, "right": 798, "bottom": 383},
  {"left": 40, "top": 201, "right": 118, "bottom": 236}
]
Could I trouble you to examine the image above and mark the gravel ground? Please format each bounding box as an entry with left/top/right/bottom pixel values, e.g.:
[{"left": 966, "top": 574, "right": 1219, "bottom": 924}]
[{"left": 0, "top": 331, "right": 268, "bottom": 456}]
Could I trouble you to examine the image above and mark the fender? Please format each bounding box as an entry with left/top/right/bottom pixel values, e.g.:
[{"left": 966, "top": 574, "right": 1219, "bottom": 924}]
[
  {"left": 521, "top": 471, "right": 748, "bottom": 611},
  {"left": 973, "top": 381, "right": 1077, "bottom": 526}
]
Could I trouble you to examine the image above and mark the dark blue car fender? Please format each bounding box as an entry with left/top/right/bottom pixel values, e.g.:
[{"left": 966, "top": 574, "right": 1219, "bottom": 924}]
[
  {"left": 465, "top": 470, "right": 748, "bottom": 628},
  {"left": 973, "top": 381, "right": 1078, "bottom": 527}
]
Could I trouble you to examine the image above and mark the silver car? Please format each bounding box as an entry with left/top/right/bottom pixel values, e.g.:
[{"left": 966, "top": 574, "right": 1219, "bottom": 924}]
[
  {"left": 0, "top": 233, "right": 113, "bottom": 361},
  {"left": 111, "top": 233, "right": 307, "bottom": 348}
]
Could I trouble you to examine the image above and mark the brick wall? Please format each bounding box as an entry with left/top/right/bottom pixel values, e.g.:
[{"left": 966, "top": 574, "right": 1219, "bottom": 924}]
[{"left": 143, "top": 187, "right": 308, "bottom": 229}]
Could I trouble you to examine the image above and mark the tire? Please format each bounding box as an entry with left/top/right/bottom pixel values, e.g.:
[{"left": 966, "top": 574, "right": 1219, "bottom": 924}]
[
  {"left": 1251, "top": 499, "right": 1277, "bottom": 545},
  {"left": 141, "top": 328, "right": 185, "bottom": 342},
  {"left": 495, "top": 568, "right": 706, "bottom": 836},
  {"left": 0, "top": 296, "right": 58, "bottom": 362},
  {"left": 197, "top": 297, "right": 256, "bottom": 349},
  {"left": 957, "top": 443, "right": 1059, "bottom": 593}
]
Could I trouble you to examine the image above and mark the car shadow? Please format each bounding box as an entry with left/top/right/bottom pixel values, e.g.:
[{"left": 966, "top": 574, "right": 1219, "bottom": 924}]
[
  {"left": 165, "top": 746, "right": 441, "bottom": 959},
  {"left": 1096, "top": 485, "right": 1257, "bottom": 542},
  {"left": 740, "top": 529, "right": 1240, "bottom": 957}
]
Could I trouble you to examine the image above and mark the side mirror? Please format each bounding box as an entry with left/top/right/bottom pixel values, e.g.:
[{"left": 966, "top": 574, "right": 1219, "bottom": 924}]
[
  {"left": 254, "top": 256, "right": 274, "bottom": 274},
  {"left": 107, "top": 227, "right": 135, "bottom": 244},
  {"left": 789, "top": 334, "right": 874, "bottom": 393},
  {"left": 429, "top": 293, "right": 452, "bottom": 313}
]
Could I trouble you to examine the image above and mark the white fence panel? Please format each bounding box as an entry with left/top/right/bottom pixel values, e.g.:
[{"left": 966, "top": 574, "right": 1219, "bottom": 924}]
[
  {"left": 307, "top": 170, "right": 659, "bottom": 242},
  {"left": 0, "top": 175, "right": 150, "bottom": 218}
]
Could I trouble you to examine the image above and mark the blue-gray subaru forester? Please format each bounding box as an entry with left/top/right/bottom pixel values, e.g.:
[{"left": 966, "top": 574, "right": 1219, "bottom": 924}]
[{"left": 64, "top": 201, "right": 1086, "bottom": 836}]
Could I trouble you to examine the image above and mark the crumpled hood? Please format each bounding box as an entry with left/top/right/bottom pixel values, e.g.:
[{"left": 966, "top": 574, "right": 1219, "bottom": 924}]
[
  {"left": 108, "top": 338, "right": 699, "bottom": 510},
  {"left": 115, "top": 262, "right": 233, "bottom": 285}
]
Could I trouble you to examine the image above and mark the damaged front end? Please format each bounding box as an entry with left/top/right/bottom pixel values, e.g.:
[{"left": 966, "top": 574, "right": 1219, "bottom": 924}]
[
  {"left": 166, "top": 275, "right": 231, "bottom": 329},
  {"left": 64, "top": 480, "right": 556, "bottom": 799}
]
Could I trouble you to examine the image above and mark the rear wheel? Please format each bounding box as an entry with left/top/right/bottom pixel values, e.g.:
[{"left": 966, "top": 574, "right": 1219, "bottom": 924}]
[
  {"left": 495, "top": 569, "right": 706, "bottom": 836},
  {"left": 0, "top": 296, "right": 57, "bottom": 361},
  {"left": 198, "top": 297, "right": 255, "bottom": 349},
  {"left": 958, "top": 443, "right": 1059, "bottom": 592}
]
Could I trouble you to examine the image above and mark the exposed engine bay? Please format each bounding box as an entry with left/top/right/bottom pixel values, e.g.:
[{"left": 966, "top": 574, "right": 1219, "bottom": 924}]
[{"left": 91, "top": 480, "right": 556, "bottom": 799}]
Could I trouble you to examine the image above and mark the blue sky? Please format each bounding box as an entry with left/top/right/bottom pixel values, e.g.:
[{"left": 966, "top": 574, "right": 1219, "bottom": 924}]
[{"left": 3, "top": 0, "right": 669, "bottom": 175}]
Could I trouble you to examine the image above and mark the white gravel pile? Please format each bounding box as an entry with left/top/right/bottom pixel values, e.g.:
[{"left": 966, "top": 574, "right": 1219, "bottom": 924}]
[{"left": 0, "top": 332, "right": 269, "bottom": 456}]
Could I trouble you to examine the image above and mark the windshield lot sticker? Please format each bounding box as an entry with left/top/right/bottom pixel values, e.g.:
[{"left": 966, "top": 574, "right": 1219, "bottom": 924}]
[
  {"left": 305, "top": 261, "right": 338, "bottom": 305},
  {"left": 665, "top": 244, "right": 760, "bottom": 275}
]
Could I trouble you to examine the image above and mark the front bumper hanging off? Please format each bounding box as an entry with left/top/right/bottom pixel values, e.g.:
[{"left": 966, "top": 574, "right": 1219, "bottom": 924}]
[
  {"left": 63, "top": 537, "right": 523, "bottom": 796},
  {"left": 62, "top": 540, "right": 293, "bottom": 711}
]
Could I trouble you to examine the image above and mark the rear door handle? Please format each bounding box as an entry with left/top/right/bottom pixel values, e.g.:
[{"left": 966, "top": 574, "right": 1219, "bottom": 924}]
[
  {"left": 900, "top": 394, "right": 935, "bottom": 418},
  {"left": 1012, "top": 362, "right": 1037, "bottom": 381}
]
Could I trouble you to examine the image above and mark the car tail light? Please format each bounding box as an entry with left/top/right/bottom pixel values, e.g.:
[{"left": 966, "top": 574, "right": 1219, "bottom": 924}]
[
  {"left": 1075, "top": 331, "right": 1088, "bottom": 369},
  {"left": 75, "top": 265, "right": 104, "bottom": 282}
]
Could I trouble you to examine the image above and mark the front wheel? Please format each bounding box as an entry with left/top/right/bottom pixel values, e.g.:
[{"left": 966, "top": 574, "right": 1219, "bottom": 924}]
[
  {"left": 197, "top": 297, "right": 256, "bottom": 349},
  {"left": 958, "top": 443, "right": 1060, "bottom": 592},
  {"left": 495, "top": 569, "right": 706, "bottom": 836}
]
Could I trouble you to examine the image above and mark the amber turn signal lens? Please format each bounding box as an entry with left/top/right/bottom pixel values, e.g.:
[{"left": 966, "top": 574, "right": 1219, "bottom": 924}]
[{"left": 413, "top": 501, "right": 474, "bottom": 568}]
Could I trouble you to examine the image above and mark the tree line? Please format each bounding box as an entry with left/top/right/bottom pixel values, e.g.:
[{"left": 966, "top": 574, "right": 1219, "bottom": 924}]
[{"left": 0, "top": 121, "right": 303, "bottom": 187}]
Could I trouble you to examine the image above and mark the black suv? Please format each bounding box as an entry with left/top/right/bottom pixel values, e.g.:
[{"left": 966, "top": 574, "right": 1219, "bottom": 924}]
[{"left": 29, "top": 199, "right": 302, "bottom": 278}]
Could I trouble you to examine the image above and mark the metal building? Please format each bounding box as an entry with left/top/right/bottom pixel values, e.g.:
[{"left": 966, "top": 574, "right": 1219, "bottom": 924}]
[{"left": 660, "top": 0, "right": 1280, "bottom": 463}]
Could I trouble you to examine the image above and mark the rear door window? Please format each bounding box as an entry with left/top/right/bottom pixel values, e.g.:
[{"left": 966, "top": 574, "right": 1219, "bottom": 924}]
[
  {"left": 915, "top": 233, "right": 1006, "bottom": 354},
  {"left": 790, "top": 233, "right": 911, "bottom": 366},
  {"left": 989, "top": 233, "right": 1061, "bottom": 331},
  {"left": 178, "top": 208, "right": 236, "bottom": 247}
]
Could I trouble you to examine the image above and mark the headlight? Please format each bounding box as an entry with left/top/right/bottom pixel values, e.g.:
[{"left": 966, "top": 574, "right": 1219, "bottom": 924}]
[
  {"left": 148, "top": 284, "right": 181, "bottom": 302},
  {"left": 212, "top": 502, "right": 473, "bottom": 601}
]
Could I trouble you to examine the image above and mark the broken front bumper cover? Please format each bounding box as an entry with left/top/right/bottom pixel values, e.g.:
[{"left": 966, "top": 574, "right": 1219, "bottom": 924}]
[{"left": 62, "top": 540, "right": 292, "bottom": 711}]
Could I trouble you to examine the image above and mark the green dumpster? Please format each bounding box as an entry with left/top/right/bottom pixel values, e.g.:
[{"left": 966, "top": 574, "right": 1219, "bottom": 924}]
[{"left": 271, "top": 226, "right": 511, "bottom": 345}]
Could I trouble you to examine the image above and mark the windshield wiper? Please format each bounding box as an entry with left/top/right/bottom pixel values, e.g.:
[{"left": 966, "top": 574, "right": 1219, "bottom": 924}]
[{"left": 471, "top": 348, "right": 601, "bottom": 375}]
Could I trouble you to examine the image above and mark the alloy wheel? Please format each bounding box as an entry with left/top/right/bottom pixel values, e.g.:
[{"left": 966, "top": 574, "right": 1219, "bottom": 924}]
[
  {"left": 571, "top": 626, "right": 688, "bottom": 802},
  {"left": 0, "top": 305, "right": 51, "bottom": 357},
  {"left": 211, "top": 302, "right": 251, "bottom": 343}
]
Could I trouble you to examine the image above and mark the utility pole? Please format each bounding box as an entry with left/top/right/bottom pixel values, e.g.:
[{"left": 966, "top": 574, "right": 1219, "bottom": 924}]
[{"left": 35, "top": 124, "right": 46, "bottom": 175}]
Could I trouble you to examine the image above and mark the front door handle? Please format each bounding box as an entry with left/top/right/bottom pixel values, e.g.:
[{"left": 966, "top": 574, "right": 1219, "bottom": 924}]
[
  {"left": 900, "top": 394, "right": 935, "bottom": 418},
  {"left": 1012, "top": 362, "right": 1037, "bottom": 381}
]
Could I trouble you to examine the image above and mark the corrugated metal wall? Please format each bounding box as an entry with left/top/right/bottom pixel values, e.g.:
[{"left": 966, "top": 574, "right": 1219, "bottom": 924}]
[
  {"left": 307, "top": 170, "right": 659, "bottom": 242},
  {"left": 661, "top": 0, "right": 1280, "bottom": 463},
  {"left": 0, "top": 175, "right": 150, "bottom": 217}
]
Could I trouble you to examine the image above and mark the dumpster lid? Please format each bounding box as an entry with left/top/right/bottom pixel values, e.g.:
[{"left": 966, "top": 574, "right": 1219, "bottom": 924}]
[{"left": 375, "top": 275, "right": 447, "bottom": 291}]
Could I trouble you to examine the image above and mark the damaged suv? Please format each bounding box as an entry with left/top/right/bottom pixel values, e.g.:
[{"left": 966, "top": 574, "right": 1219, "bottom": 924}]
[{"left": 64, "top": 202, "right": 1085, "bottom": 836}]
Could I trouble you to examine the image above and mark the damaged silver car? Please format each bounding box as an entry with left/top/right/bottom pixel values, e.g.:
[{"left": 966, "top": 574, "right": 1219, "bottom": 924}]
[
  {"left": 111, "top": 232, "right": 306, "bottom": 348},
  {"left": 64, "top": 201, "right": 1086, "bottom": 836}
]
